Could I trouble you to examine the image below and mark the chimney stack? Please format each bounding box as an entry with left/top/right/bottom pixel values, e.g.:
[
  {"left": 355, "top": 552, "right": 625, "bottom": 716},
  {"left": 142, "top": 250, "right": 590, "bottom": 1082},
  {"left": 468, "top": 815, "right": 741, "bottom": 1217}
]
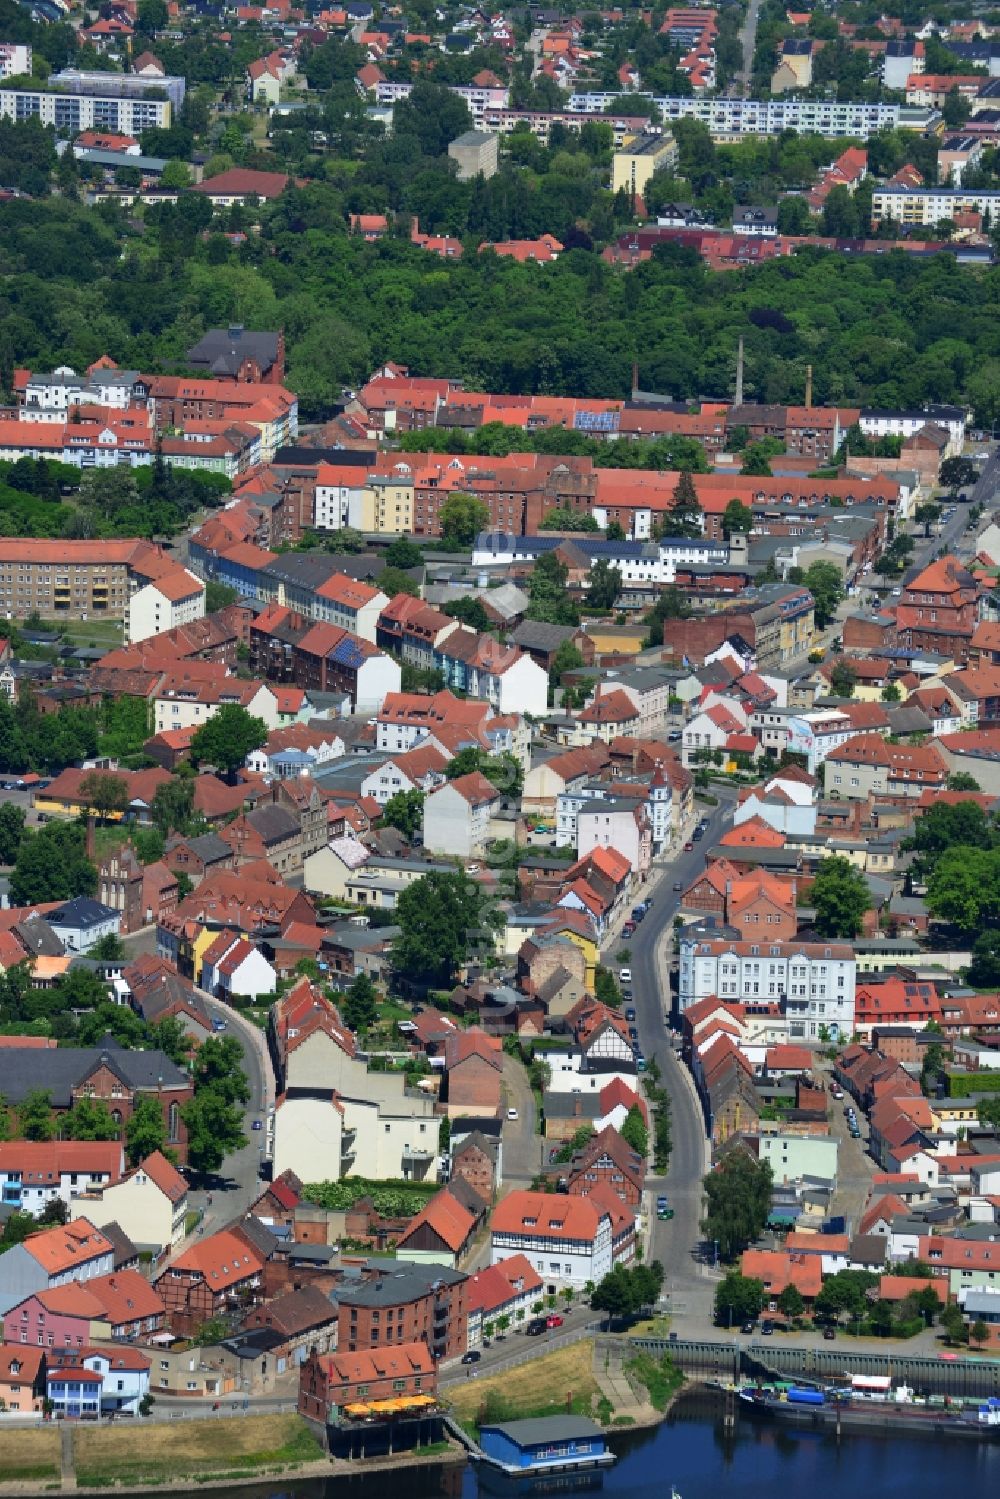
[
  {"left": 805, "top": 364, "right": 813, "bottom": 410},
  {"left": 734, "top": 337, "right": 744, "bottom": 409}
]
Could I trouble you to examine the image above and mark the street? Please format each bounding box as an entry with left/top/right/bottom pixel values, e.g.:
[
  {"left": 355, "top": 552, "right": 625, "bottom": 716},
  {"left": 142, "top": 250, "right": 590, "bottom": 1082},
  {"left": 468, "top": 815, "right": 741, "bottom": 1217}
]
[
  {"left": 185, "top": 989, "right": 274, "bottom": 1238},
  {"left": 611, "top": 794, "right": 738, "bottom": 1328}
]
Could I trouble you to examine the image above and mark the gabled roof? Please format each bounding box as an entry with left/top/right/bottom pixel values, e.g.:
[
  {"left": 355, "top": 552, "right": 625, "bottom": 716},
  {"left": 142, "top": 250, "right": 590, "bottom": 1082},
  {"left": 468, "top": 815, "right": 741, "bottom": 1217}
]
[
  {"left": 163, "top": 1230, "right": 264, "bottom": 1290},
  {"left": 395, "top": 1187, "right": 476, "bottom": 1254}
]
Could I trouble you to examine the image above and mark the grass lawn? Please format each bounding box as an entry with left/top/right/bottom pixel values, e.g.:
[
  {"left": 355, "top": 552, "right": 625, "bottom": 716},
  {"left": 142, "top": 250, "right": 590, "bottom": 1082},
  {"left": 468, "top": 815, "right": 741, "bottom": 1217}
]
[
  {"left": 73, "top": 1414, "right": 322, "bottom": 1487},
  {"left": 59, "top": 618, "right": 125, "bottom": 648},
  {"left": 0, "top": 1427, "right": 61, "bottom": 1483},
  {"left": 448, "top": 1340, "right": 599, "bottom": 1434},
  {"left": 92, "top": 824, "right": 130, "bottom": 861}
]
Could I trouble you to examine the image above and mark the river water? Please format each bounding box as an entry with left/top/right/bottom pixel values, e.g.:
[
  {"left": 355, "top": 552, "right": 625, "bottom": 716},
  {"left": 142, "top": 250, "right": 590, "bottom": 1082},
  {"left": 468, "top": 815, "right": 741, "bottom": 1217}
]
[{"left": 116, "top": 1391, "right": 1000, "bottom": 1499}]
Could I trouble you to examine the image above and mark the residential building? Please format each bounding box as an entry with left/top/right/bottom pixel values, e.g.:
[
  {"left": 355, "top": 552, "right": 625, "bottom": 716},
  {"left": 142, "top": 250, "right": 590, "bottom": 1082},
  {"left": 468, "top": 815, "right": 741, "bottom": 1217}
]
[
  {"left": 153, "top": 1230, "right": 264, "bottom": 1336},
  {"left": 823, "top": 734, "right": 947, "bottom": 800},
  {"left": 0, "top": 538, "right": 176, "bottom": 622},
  {"left": 611, "top": 129, "right": 678, "bottom": 196},
  {"left": 0, "top": 1141, "right": 123, "bottom": 1217},
  {"left": 448, "top": 128, "right": 499, "bottom": 179},
  {"left": 68, "top": 1151, "right": 188, "bottom": 1252},
  {"left": 2, "top": 1271, "right": 166, "bottom": 1347},
  {"left": 47, "top": 1345, "right": 150, "bottom": 1416},
  {"left": 335, "top": 1260, "right": 468, "bottom": 1360},
  {"left": 0, "top": 78, "right": 173, "bottom": 133},
  {"left": 0, "top": 1346, "right": 45, "bottom": 1413},
  {"left": 0, "top": 1219, "right": 114, "bottom": 1308},
  {"left": 127, "top": 568, "right": 205, "bottom": 644},
  {"left": 490, "top": 1190, "right": 615, "bottom": 1288},
  {"left": 421, "top": 773, "right": 500, "bottom": 860},
  {"left": 466, "top": 1254, "right": 543, "bottom": 1344},
  {"left": 299, "top": 1341, "right": 436, "bottom": 1422},
  {"left": 678, "top": 935, "right": 856, "bottom": 1039}
]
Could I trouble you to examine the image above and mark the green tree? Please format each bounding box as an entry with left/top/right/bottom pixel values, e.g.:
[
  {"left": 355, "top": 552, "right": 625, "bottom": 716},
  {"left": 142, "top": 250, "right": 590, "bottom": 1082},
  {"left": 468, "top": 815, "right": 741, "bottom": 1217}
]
[
  {"left": 378, "top": 566, "right": 420, "bottom": 599},
  {"left": 940, "top": 1301, "right": 968, "bottom": 1345},
  {"left": 741, "top": 443, "right": 775, "bottom": 477},
  {"left": 947, "top": 772, "right": 981, "bottom": 792},
  {"left": 191, "top": 704, "right": 268, "bottom": 783},
  {"left": 526, "top": 551, "right": 579, "bottom": 626},
  {"left": 881, "top": 682, "right": 901, "bottom": 702},
  {"left": 0, "top": 802, "right": 25, "bottom": 864},
  {"left": 548, "top": 639, "right": 584, "bottom": 700},
  {"left": 182, "top": 1090, "right": 247, "bottom": 1175},
  {"left": 382, "top": 788, "right": 424, "bottom": 839},
  {"left": 594, "top": 966, "right": 621, "bottom": 1007},
  {"left": 124, "top": 1095, "right": 169, "bottom": 1167},
  {"left": 11, "top": 822, "right": 96, "bottom": 906},
  {"left": 927, "top": 846, "right": 1000, "bottom": 933},
  {"left": 905, "top": 800, "right": 995, "bottom": 876},
  {"left": 804, "top": 560, "right": 844, "bottom": 629},
  {"left": 18, "top": 1088, "right": 55, "bottom": 1141},
  {"left": 343, "top": 972, "right": 378, "bottom": 1035},
  {"left": 829, "top": 661, "right": 857, "bottom": 698},
  {"left": 78, "top": 770, "right": 129, "bottom": 823},
  {"left": 777, "top": 1283, "right": 805, "bottom": 1319},
  {"left": 714, "top": 1270, "right": 764, "bottom": 1327},
  {"left": 814, "top": 1269, "right": 878, "bottom": 1325},
  {"left": 393, "top": 870, "right": 499, "bottom": 987},
  {"left": 91, "top": 933, "right": 125, "bottom": 961},
  {"left": 971, "top": 1318, "right": 990, "bottom": 1349},
  {"left": 721, "top": 499, "right": 753, "bottom": 537},
  {"left": 539, "top": 508, "right": 600, "bottom": 533},
  {"left": 65, "top": 1096, "right": 120, "bottom": 1140},
  {"left": 151, "top": 776, "right": 196, "bottom": 837},
  {"left": 439, "top": 491, "right": 489, "bottom": 548},
  {"left": 620, "top": 1103, "right": 648, "bottom": 1158},
  {"left": 915, "top": 502, "right": 942, "bottom": 537},
  {"left": 644, "top": 586, "right": 692, "bottom": 647},
  {"left": 192, "top": 1035, "right": 250, "bottom": 1108},
  {"left": 666, "top": 470, "right": 703, "bottom": 539},
  {"left": 921, "top": 1042, "right": 946, "bottom": 1096},
  {"left": 384, "top": 538, "right": 424, "bottom": 570},
  {"left": 811, "top": 855, "right": 871, "bottom": 939},
  {"left": 442, "top": 596, "right": 490, "bottom": 632},
  {"left": 701, "top": 1153, "right": 773, "bottom": 1262},
  {"left": 205, "top": 582, "right": 238, "bottom": 613},
  {"left": 587, "top": 558, "right": 623, "bottom": 611}
]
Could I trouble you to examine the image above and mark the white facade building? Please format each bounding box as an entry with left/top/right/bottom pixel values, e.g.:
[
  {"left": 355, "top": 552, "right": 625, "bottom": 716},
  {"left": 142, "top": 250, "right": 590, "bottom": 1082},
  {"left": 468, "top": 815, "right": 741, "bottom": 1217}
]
[
  {"left": 678, "top": 936, "right": 856, "bottom": 1040},
  {"left": 491, "top": 1190, "right": 614, "bottom": 1288},
  {"left": 127, "top": 569, "right": 205, "bottom": 644}
]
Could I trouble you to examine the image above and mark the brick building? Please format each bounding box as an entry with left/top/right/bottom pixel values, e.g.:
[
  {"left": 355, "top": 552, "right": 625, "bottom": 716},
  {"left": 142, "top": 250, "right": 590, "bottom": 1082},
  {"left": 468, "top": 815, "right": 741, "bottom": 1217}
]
[
  {"left": 298, "top": 1341, "right": 436, "bottom": 1422},
  {"left": 450, "top": 1131, "right": 498, "bottom": 1203},
  {"left": 565, "top": 1125, "right": 646, "bottom": 1208},
  {"left": 153, "top": 1230, "right": 264, "bottom": 1336},
  {"left": 895, "top": 556, "right": 979, "bottom": 662},
  {"left": 335, "top": 1261, "right": 468, "bottom": 1361}
]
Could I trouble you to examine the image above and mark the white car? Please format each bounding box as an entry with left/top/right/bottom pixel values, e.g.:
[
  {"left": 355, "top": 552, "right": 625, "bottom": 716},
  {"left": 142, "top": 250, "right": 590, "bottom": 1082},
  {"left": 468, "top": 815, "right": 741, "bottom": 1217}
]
[
  {"left": 506, "top": 1107, "right": 519, "bottom": 1121},
  {"left": 620, "top": 968, "right": 632, "bottom": 983}
]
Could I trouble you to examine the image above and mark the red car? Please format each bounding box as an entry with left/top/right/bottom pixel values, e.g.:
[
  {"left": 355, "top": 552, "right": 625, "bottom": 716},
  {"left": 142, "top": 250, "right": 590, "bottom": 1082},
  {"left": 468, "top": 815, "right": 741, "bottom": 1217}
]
[
  {"left": 684, "top": 841, "right": 694, "bottom": 851},
  {"left": 546, "top": 1314, "right": 564, "bottom": 1329}
]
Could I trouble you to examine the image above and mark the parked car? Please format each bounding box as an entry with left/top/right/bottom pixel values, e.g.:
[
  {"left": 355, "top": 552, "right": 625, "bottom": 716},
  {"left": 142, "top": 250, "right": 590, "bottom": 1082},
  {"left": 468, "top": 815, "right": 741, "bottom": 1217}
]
[
  {"left": 823, "top": 1326, "right": 836, "bottom": 1341},
  {"left": 526, "top": 1319, "right": 547, "bottom": 1336},
  {"left": 620, "top": 968, "right": 632, "bottom": 983},
  {"left": 761, "top": 1321, "right": 774, "bottom": 1336},
  {"left": 212, "top": 1018, "right": 227, "bottom": 1032},
  {"left": 251, "top": 1119, "right": 263, "bottom": 1131},
  {"left": 673, "top": 880, "right": 683, "bottom": 890},
  {"left": 461, "top": 1350, "right": 481, "bottom": 1364},
  {"left": 507, "top": 1107, "right": 519, "bottom": 1121},
  {"left": 741, "top": 1322, "right": 755, "bottom": 1335},
  {"left": 684, "top": 841, "right": 694, "bottom": 851},
  {"left": 625, "top": 1007, "right": 636, "bottom": 1022},
  {"left": 623, "top": 921, "right": 636, "bottom": 937},
  {"left": 546, "top": 1314, "right": 564, "bottom": 1329},
  {"left": 628, "top": 1026, "right": 638, "bottom": 1041}
]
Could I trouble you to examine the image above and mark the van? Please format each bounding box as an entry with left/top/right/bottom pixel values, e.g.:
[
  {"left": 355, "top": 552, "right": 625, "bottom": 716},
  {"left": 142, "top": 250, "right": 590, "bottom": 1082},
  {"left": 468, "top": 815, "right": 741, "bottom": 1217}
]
[{"left": 526, "top": 1319, "right": 547, "bottom": 1336}]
